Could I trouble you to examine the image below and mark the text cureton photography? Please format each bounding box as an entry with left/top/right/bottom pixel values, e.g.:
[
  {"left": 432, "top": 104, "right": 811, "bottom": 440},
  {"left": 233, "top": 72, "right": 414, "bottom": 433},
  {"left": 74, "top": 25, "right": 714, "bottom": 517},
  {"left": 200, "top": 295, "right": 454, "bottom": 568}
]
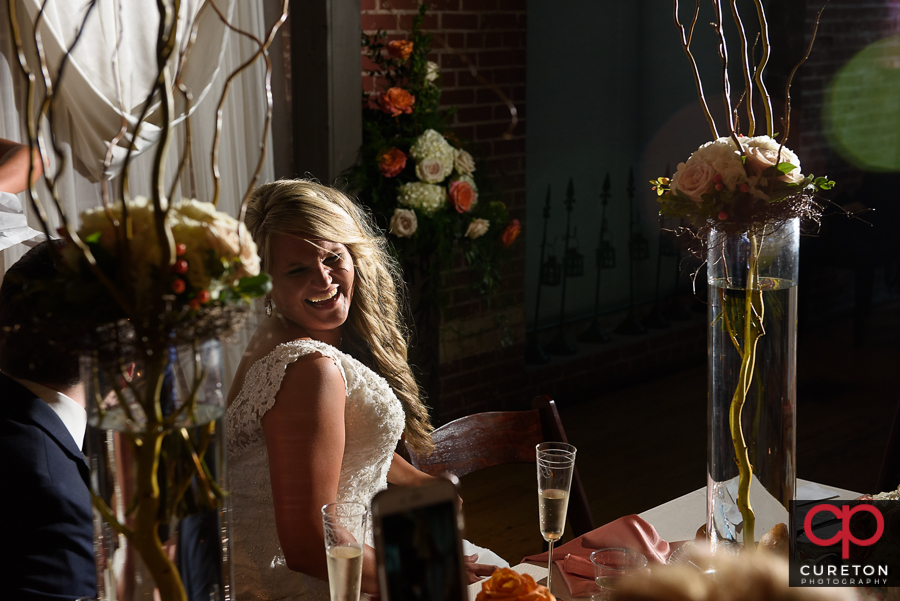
[{"left": 790, "top": 501, "right": 899, "bottom": 587}]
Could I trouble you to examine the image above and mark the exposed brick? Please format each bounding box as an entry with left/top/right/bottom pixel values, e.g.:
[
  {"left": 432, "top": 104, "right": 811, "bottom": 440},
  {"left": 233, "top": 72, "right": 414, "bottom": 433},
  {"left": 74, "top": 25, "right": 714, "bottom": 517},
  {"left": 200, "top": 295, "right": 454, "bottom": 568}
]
[
  {"left": 440, "top": 13, "right": 480, "bottom": 29},
  {"left": 462, "top": 0, "right": 499, "bottom": 9},
  {"left": 361, "top": 13, "right": 399, "bottom": 32},
  {"left": 361, "top": 0, "right": 378, "bottom": 10},
  {"left": 480, "top": 13, "right": 520, "bottom": 29},
  {"left": 398, "top": 13, "right": 440, "bottom": 30}
]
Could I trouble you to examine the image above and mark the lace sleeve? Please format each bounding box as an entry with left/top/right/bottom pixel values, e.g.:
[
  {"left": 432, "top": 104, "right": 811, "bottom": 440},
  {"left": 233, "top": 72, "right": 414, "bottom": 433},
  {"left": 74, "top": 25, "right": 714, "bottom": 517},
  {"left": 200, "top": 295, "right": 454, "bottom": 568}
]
[{"left": 226, "top": 339, "right": 348, "bottom": 456}]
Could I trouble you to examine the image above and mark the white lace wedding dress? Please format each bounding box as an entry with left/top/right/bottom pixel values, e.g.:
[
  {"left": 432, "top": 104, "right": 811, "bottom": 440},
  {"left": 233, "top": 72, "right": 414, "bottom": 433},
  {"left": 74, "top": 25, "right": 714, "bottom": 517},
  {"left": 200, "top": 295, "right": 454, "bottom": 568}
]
[{"left": 227, "top": 339, "right": 405, "bottom": 601}]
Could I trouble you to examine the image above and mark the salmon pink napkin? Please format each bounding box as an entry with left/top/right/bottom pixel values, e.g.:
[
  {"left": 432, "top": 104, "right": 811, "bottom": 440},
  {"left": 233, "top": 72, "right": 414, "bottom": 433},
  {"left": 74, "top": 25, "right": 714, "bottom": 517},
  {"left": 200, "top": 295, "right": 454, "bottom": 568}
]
[{"left": 523, "top": 515, "right": 677, "bottom": 597}]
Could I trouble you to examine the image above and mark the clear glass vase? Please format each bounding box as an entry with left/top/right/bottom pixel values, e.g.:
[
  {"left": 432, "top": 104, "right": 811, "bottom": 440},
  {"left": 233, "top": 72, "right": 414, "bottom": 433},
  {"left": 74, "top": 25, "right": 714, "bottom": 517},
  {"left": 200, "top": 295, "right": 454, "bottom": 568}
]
[
  {"left": 706, "top": 218, "right": 798, "bottom": 552},
  {"left": 82, "top": 337, "right": 232, "bottom": 601}
]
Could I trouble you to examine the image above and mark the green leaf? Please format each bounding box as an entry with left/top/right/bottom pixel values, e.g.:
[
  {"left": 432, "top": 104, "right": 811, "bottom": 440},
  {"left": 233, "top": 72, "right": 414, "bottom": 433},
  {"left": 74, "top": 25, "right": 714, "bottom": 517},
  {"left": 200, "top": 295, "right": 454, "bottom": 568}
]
[
  {"left": 236, "top": 273, "right": 272, "bottom": 297},
  {"left": 84, "top": 231, "right": 102, "bottom": 244}
]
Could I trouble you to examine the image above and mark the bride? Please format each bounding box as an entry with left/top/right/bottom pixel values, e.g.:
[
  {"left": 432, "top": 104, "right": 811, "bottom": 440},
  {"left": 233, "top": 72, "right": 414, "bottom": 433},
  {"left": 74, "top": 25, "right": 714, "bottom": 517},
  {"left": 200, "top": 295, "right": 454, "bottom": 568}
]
[{"left": 226, "top": 180, "right": 495, "bottom": 600}]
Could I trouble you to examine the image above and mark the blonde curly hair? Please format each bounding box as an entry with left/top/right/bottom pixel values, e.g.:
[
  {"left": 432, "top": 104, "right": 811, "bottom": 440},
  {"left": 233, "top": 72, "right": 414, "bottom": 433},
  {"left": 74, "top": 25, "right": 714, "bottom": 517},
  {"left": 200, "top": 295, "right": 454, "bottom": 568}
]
[{"left": 244, "top": 179, "right": 434, "bottom": 454}]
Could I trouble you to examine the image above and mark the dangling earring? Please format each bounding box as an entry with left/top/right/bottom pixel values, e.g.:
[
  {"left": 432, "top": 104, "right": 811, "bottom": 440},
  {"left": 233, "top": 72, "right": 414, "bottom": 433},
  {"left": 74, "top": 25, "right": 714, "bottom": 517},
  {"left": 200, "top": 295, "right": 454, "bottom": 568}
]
[{"left": 265, "top": 297, "right": 274, "bottom": 318}]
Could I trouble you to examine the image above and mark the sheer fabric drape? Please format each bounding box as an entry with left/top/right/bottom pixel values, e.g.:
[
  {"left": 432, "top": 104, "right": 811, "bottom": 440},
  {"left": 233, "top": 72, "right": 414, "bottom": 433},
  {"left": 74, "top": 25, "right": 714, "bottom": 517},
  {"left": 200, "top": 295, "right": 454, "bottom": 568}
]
[{"left": 0, "top": 0, "right": 276, "bottom": 393}]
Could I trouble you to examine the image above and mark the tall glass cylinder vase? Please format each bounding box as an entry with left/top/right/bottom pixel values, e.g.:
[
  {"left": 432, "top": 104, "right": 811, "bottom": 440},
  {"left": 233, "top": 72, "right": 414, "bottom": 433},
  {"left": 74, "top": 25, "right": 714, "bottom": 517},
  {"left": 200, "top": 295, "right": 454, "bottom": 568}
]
[
  {"left": 83, "top": 337, "right": 233, "bottom": 601},
  {"left": 707, "top": 218, "right": 798, "bottom": 552}
]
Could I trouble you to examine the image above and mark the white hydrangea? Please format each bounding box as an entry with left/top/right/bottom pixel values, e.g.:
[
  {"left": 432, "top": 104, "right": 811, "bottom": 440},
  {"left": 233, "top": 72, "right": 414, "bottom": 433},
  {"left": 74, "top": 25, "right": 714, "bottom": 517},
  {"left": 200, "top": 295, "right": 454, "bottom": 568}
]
[
  {"left": 397, "top": 182, "right": 447, "bottom": 215},
  {"left": 409, "top": 129, "right": 455, "bottom": 181},
  {"left": 684, "top": 137, "right": 747, "bottom": 191}
]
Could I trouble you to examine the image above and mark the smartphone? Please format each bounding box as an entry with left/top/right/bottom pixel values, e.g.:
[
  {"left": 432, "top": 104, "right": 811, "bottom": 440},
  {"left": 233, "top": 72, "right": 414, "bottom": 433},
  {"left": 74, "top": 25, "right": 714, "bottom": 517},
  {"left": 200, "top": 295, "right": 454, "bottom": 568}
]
[{"left": 371, "top": 477, "right": 469, "bottom": 601}]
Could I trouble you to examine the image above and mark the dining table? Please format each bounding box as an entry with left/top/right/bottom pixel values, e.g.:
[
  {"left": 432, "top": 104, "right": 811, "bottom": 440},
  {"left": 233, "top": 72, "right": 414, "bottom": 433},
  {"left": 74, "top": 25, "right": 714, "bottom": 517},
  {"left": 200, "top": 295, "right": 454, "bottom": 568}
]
[{"left": 488, "top": 478, "right": 863, "bottom": 601}]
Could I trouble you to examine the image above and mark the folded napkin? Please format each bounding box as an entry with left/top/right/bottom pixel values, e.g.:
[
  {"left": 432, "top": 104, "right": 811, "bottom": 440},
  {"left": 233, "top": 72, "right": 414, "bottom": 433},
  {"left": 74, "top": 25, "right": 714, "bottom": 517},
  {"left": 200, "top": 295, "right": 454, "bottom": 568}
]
[{"left": 523, "top": 515, "right": 675, "bottom": 597}]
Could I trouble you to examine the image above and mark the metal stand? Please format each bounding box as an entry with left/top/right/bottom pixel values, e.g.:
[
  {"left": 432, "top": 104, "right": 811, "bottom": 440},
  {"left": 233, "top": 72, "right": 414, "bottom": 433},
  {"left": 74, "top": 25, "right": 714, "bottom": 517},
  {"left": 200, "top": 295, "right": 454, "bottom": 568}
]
[
  {"left": 664, "top": 218, "right": 691, "bottom": 321},
  {"left": 579, "top": 173, "right": 614, "bottom": 343},
  {"left": 615, "top": 168, "right": 648, "bottom": 336},
  {"left": 546, "top": 179, "right": 579, "bottom": 355},
  {"left": 525, "top": 186, "right": 555, "bottom": 365}
]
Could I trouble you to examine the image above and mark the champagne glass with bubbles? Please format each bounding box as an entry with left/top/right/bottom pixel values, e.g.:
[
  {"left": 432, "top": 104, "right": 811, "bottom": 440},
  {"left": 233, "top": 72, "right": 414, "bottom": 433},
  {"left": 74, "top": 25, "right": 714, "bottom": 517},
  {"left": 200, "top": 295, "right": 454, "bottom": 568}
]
[
  {"left": 322, "top": 502, "right": 367, "bottom": 601},
  {"left": 536, "top": 442, "right": 576, "bottom": 592}
]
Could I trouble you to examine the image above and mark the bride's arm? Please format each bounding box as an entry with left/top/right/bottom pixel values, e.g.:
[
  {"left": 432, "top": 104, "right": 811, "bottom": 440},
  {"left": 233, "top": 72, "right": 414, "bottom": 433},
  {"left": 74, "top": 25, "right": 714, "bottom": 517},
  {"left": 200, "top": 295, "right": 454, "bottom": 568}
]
[
  {"left": 386, "top": 452, "right": 438, "bottom": 487},
  {"left": 262, "top": 354, "right": 380, "bottom": 594}
]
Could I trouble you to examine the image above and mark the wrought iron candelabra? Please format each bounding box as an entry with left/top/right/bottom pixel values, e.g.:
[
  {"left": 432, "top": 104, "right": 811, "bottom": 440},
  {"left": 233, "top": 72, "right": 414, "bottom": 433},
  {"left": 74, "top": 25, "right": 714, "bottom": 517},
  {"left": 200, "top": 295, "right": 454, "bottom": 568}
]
[
  {"left": 615, "top": 168, "right": 648, "bottom": 335},
  {"left": 643, "top": 166, "right": 673, "bottom": 329},
  {"left": 525, "top": 186, "right": 555, "bottom": 365},
  {"left": 545, "top": 178, "right": 580, "bottom": 355},
  {"left": 664, "top": 216, "right": 691, "bottom": 321},
  {"left": 579, "top": 173, "right": 615, "bottom": 343}
]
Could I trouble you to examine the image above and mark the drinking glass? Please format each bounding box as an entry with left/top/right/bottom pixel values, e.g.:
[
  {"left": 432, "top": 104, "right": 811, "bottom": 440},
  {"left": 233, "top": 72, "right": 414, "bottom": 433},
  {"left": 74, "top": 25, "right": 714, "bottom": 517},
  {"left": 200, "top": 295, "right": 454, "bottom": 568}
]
[
  {"left": 590, "top": 547, "right": 647, "bottom": 598},
  {"left": 536, "top": 442, "right": 577, "bottom": 592},
  {"left": 322, "top": 501, "right": 368, "bottom": 601}
]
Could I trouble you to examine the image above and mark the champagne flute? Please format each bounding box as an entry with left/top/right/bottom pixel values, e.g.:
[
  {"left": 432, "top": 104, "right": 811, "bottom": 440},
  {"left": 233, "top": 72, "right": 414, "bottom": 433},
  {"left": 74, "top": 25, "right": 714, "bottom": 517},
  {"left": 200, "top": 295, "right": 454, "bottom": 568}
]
[
  {"left": 322, "top": 501, "right": 368, "bottom": 601},
  {"left": 536, "top": 442, "right": 576, "bottom": 593}
]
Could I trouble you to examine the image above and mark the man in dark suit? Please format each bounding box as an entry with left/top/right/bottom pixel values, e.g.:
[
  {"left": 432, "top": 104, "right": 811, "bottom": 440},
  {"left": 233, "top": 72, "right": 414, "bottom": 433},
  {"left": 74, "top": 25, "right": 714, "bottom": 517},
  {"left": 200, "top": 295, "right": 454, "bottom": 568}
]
[{"left": 0, "top": 242, "right": 97, "bottom": 600}]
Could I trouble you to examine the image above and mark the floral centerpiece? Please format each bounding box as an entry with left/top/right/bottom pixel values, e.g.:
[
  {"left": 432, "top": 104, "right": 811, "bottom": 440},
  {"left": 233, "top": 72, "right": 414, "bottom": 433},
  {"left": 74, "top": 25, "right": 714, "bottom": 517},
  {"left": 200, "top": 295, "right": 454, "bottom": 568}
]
[
  {"left": 650, "top": 1, "right": 834, "bottom": 551},
  {"left": 6, "top": 1, "right": 283, "bottom": 598},
  {"left": 476, "top": 568, "right": 555, "bottom": 601},
  {"left": 348, "top": 5, "right": 519, "bottom": 306}
]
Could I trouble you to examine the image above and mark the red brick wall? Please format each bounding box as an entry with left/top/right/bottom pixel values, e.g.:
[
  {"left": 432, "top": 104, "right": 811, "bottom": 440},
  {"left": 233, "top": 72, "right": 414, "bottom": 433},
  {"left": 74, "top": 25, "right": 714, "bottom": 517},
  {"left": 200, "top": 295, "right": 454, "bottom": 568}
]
[
  {"left": 361, "top": 0, "right": 528, "bottom": 421},
  {"left": 795, "top": 1, "right": 900, "bottom": 188}
]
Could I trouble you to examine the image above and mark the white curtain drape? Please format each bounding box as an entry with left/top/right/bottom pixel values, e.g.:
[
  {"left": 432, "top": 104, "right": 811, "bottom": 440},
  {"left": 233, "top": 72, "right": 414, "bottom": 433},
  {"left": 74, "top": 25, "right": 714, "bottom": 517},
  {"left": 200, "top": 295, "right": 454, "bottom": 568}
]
[{"left": 0, "top": 0, "right": 278, "bottom": 394}]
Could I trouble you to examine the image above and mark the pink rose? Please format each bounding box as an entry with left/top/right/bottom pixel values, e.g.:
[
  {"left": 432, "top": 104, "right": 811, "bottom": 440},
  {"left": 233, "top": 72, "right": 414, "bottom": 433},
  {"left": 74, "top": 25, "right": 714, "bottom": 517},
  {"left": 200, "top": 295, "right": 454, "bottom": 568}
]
[
  {"left": 744, "top": 146, "right": 803, "bottom": 183},
  {"left": 672, "top": 162, "right": 717, "bottom": 202},
  {"left": 416, "top": 158, "right": 447, "bottom": 183}
]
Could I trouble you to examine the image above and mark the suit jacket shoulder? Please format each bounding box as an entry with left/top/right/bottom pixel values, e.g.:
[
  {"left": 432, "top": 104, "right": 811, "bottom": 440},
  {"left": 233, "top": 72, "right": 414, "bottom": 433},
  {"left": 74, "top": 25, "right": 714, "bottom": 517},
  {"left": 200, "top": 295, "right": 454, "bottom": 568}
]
[{"left": 0, "top": 373, "right": 97, "bottom": 600}]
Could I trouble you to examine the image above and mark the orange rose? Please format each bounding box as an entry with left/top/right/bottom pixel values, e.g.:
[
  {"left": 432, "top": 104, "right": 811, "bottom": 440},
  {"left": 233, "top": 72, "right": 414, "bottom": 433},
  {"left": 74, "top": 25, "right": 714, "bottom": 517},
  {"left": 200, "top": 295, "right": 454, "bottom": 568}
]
[
  {"left": 387, "top": 40, "right": 413, "bottom": 60},
  {"left": 448, "top": 180, "right": 476, "bottom": 213},
  {"left": 501, "top": 218, "right": 521, "bottom": 247},
  {"left": 378, "top": 147, "right": 407, "bottom": 178},
  {"left": 476, "top": 568, "right": 555, "bottom": 601},
  {"left": 379, "top": 87, "right": 415, "bottom": 117}
]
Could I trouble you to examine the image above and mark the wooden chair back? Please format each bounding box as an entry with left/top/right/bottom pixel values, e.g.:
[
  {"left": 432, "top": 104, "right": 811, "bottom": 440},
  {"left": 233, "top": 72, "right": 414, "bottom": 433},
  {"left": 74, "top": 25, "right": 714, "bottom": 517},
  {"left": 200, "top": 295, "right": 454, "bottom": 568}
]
[{"left": 406, "top": 396, "right": 596, "bottom": 537}]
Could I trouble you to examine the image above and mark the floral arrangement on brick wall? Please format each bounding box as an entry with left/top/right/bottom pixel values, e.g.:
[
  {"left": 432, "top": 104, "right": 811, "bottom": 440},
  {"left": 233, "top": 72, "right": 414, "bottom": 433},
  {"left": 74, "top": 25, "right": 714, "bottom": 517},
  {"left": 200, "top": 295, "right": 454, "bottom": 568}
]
[{"left": 348, "top": 5, "right": 520, "bottom": 308}]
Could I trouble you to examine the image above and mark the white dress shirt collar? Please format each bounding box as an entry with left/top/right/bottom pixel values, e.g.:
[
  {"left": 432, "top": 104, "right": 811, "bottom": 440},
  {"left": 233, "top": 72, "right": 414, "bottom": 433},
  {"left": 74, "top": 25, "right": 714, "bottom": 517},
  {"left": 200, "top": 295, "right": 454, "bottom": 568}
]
[{"left": 8, "top": 375, "right": 87, "bottom": 452}]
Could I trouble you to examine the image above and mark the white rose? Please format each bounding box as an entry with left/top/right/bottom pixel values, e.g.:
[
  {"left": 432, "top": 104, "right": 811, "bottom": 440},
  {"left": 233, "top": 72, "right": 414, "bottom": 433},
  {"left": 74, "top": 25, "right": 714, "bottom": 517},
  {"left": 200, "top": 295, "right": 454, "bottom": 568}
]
[
  {"left": 742, "top": 136, "right": 803, "bottom": 183},
  {"left": 454, "top": 149, "right": 476, "bottom": 176},
  {"left": 425, "top": 61, "right": 440, "bottom": 82},
  {"left": 416, "top": 158, "right": 448, "bottom": 184},
  {"left": 389, "top": 208, "right": 418, "bottom": 237},
  {"left": 465, "top": 218, "right": 489, "bottom": 239}
]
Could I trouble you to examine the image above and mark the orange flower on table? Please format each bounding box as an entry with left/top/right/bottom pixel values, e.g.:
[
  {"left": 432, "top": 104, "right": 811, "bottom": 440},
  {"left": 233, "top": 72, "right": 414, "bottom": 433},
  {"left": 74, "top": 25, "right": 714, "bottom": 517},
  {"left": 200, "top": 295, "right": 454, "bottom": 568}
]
[
  {"left": 448, "top": 179, "right": 476, "bottom": 213},
  {"left": 387, "top": 40, "right": 413, "bottom": 60},
  {"left": 377, "top": 147, "right": 407, "bottom": 178},
  {"left": 379, "top": 87, "right": 415, "bottom": 116},
  {"left": 501, "top": 218, "right": 521, "bottom": 247},
  {"left": 476, "top": 568, "right": 555, "bottom": 601}
]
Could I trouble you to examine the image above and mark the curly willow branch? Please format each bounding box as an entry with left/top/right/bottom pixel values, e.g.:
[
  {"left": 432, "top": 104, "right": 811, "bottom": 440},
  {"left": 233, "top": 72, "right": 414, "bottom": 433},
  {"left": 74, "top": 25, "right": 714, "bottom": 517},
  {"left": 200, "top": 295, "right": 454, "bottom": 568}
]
[
  {"left": 751, "top": 0, "right": 774, "bottom": 135},
  {"left": 207, "top": 0, "right": 288, "bottom": 213},
  {"left": 674, "top": 0, "right": 718, "bottom": 138},
  {"left": 730, "top": 0, "right": 755, "bottom": 135},
  {"left": 780, "top": 2, "right": 829, "bottom": 150}
]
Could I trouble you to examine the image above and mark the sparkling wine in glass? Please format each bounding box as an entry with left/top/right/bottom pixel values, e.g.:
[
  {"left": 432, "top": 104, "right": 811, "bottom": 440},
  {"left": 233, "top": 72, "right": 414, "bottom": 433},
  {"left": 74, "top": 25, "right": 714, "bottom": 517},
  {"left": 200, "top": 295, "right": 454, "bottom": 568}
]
[
  {"left": 536, "top": 442, "right": 576, "bottom": 593},
  {"left": 322, "top": 501, "right": 367, "bottom": 601}
]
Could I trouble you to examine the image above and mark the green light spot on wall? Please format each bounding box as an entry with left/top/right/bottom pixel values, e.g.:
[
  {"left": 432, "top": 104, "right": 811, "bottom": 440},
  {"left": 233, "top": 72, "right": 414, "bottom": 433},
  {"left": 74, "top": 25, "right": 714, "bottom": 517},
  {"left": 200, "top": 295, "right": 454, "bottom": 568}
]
[{"left": 825, "top": 35, "right": 900, "bottom": 172}]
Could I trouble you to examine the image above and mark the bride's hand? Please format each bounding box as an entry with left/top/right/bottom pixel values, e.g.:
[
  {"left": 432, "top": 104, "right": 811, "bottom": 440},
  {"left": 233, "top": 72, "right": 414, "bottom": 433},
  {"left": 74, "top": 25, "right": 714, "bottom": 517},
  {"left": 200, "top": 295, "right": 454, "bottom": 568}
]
[{"left": 464, "top": 554, "right": 497, "bottom": 584}]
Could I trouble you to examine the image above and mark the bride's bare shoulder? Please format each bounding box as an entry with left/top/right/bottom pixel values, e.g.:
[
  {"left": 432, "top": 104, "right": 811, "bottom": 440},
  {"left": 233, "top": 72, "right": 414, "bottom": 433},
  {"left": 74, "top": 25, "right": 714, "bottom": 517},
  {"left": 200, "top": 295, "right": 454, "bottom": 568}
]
[{"left": 226, "top": 317, "right": 312, "bottom": 405}]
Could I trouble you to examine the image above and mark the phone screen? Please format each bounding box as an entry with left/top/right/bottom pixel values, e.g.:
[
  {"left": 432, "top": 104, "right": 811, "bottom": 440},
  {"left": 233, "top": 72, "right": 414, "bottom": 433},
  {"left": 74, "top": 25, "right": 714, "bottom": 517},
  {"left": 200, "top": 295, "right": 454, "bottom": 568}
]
[{"left": 380, "top": 499, "right": 465, "bottom": 601}]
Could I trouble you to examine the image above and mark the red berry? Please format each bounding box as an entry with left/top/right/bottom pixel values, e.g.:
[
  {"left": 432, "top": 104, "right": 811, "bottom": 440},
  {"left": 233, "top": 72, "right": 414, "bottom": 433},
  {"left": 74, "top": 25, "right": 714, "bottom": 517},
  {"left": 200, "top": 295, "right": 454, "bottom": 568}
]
[
  {"left": 173, "top": 259, "right": 189, "bottom": 274},
  {"left": 196, "top": 290, "right": 211, "bottom": 304},
  {"left": 189, "top": 299, "right": 201, "bottom": 311},
  {"left": 171, "top": 279, "right": 186, "bottom": 294},
  {"left": 176, "top": 243, "right": 187, "bottom": 256}
]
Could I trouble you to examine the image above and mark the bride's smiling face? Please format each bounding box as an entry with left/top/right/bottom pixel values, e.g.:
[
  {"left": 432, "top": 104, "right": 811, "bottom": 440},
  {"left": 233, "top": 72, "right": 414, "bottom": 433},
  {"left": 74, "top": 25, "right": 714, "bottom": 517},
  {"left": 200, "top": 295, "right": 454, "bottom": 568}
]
[{"left": 268, "top": 234, "right": 355, "bottom": 341}]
